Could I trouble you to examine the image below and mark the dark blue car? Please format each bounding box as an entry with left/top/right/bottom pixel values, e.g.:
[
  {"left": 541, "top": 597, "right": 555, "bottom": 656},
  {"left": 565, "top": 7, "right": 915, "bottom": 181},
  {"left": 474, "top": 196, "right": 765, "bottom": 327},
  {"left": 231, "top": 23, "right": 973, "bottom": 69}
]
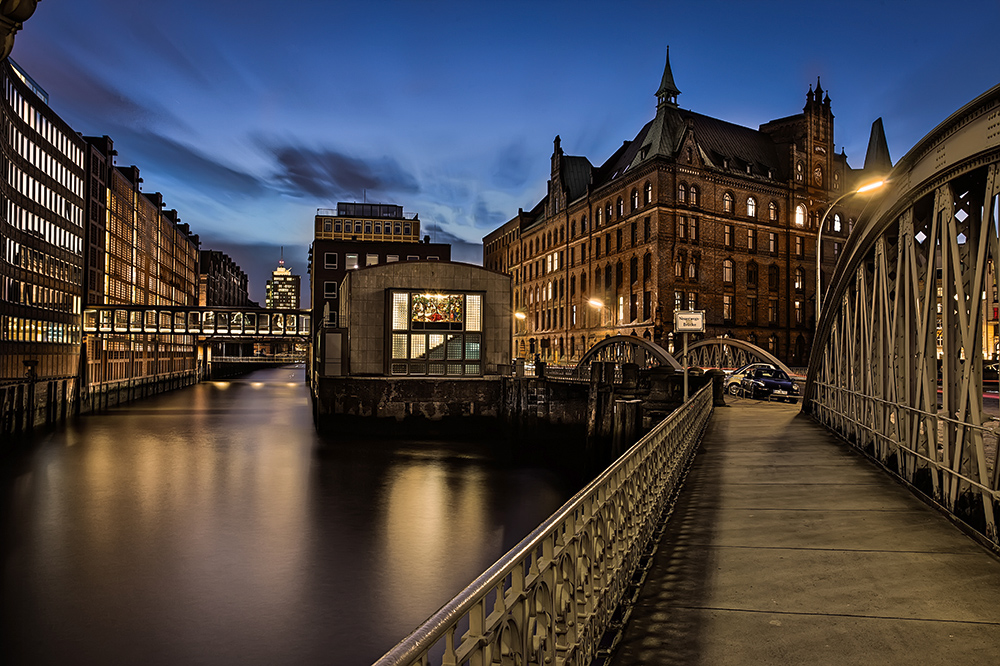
[{"left": 739, "top": 367, "right": 799, "bottom": 403}]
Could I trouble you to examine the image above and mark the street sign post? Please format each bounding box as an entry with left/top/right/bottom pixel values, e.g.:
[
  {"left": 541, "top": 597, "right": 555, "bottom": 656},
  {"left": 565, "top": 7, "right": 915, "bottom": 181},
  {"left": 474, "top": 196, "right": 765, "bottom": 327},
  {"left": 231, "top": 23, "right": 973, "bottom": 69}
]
[{"left": 674, "top": 310, "right": 705, "bottom": 401}]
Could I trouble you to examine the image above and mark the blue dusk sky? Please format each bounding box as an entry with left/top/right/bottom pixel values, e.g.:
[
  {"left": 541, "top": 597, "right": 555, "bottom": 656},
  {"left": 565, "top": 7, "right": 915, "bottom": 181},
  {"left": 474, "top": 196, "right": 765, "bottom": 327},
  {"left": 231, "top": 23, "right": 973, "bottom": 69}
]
[{"left": 11, "top": 0, "right": 1000, "bottom": 305}]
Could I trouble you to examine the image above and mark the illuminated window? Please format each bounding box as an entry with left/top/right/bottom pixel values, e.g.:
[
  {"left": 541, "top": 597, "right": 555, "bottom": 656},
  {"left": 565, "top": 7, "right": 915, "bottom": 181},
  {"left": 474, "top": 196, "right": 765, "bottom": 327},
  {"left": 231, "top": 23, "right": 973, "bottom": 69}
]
[
  {"left": 366, "top": 254, "right": 378, "bottom": 266},
  {"left": 346, "top": 253, "right": 359, "bottom": 270},
  {"left": 747, "top": 197, "right": 757, "bottom": 218},
  {"left": 723, "top": 192, "right": 734, "bottom": 213},
  {"left": 795, "top": 204, "right": 806, "bottom": 227}
]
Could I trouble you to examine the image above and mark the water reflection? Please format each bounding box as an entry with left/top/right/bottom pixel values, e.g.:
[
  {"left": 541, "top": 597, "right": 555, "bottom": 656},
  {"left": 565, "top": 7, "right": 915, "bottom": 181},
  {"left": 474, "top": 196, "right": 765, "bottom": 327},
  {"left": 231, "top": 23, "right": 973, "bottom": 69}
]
[{"left": 0, "top": 367, "right": 572, "bottom": 665}]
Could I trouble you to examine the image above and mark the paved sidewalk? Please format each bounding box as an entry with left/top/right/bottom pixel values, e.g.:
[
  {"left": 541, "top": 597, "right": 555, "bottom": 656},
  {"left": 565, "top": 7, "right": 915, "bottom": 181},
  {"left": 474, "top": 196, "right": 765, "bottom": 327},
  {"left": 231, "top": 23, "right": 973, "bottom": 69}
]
[{"left": 609, "top": 400, "right": 1000, "bottom": 666}]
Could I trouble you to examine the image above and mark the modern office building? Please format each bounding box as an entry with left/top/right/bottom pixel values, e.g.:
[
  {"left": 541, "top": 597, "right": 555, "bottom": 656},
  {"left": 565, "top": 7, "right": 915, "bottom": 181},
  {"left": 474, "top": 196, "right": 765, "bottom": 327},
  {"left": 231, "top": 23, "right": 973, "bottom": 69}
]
[
  {"left": 0, "top": 58, "right": 86, "bottom": 381},
  {"left": 484, "top": 49, "right": 885, "bottom": 366},
  {"left": 310, "top": 202, "right": 451, "bottom": 331},
  {"left": 83, "top": 136, "right": 200, "bottom": 387},
  {"left": 265, "top": 255, "right": 300, "bottom": 309}
]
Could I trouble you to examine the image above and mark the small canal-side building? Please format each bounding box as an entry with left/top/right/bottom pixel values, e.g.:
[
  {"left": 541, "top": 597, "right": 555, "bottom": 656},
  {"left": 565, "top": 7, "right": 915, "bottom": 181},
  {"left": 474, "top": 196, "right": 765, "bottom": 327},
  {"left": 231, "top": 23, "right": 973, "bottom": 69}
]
[{"left": 310, "top": 260, "right": 512, "bottom": 430}]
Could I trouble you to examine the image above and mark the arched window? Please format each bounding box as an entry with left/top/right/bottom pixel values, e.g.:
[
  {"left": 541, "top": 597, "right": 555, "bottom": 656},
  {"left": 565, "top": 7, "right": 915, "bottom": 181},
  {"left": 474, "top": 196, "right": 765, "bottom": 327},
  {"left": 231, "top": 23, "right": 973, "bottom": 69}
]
[
  {"left": 645, "top": 181, "right": 652, "bottom": 204},
  {"left": 617, "top": 198, "right": 624, "bottom": 218},
  {"left": 570, "top": 275, "right": 576, "bottom": 296},
  {"left": 690, "top": 186, "right": 699, "bottom": 207},
  {"left": 616, "top": 261, "right": 624, "bottom": 287},
  {"left": 688, "top": 260, "right": 697, "bottom": 280},
  {"left": 570, "top": 219, "right": 576, "bottom": 237},
  {"left": 723, "top": 258, "right": 734, "bottom": 283},
  {"left": 795, "top": 204, "right": 806, "bottom": 227},
  {"left": 795, "top": 161, "right": 804, "bottom": 182},
  {"left": 559, "top": 227, "right": 565, "bottom": 243},
  {"left": 768, "top": 265, "right": 779, "bottom": 290},
  {"left": 723, "top": 192, "right": 734, "bottom": 213},
  {"left": 794, "top": 267, "right": 804, "bottom": 291},
  {"left": 674, "top": 259, "right": 683, "bottom": 278},
  {"left": 631, "top": 189, "right": 639, "bottom": 211},
  {"left": 747, "top": 261, "right": 758, "bottom": 287},
  {"left": 581, "top": 215, "right": 587, "bottom": 232},
  {"left": 606, "top": 203, "right": 613, "bottom": 222},
  {"left": 678, "top": 183, "right": 687, "bottom": 203},
  {"left": 769, "top": 201, "right": 778, "bottom": 221},
  {"left": 642, "top": 252, "right": 651, "bottom": 281},
  {"left": 581, "top": 271, "right": 587, "bottom": 293},
  {"left": 596, "top": 208, "right": 602, "bottom": 227},
  {"left": 747, "top": 197, "right": 757, "bottom": 219},
  {"left": 833, "top": 213, "right": 842, "bottom": 233},
  {"left": 547, "top": 281, "right": 553, "bottom": 300}
]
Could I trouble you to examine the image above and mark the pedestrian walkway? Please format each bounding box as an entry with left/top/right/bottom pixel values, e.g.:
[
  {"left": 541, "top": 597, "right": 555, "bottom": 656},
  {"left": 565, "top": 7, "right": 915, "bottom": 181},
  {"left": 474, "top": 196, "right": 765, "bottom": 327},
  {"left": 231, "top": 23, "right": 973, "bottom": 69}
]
[{"left": 609, "top": 400, "right": 1000, "bottom": 665}]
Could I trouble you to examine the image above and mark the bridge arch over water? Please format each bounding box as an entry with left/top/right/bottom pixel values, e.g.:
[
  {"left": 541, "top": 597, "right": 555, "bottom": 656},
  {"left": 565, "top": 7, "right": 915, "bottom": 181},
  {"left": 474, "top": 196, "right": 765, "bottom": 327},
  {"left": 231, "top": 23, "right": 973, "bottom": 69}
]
[{"left": 807, "top": 83, "right": 1000, "bottom": 545}]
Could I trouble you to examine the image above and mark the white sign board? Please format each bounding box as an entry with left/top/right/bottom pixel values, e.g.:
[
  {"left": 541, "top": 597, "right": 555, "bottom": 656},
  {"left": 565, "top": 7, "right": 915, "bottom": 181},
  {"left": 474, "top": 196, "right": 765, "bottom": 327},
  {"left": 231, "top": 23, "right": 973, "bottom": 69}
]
[{"left": 674, "top": 310, "right": 706, "bottom": 333}]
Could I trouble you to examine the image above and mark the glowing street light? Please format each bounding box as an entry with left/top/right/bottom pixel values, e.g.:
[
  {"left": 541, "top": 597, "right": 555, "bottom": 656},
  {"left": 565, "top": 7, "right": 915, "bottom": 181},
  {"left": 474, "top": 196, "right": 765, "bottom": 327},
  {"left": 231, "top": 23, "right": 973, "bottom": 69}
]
[
  {"left": 815, "top": 180, "right": 886, "bottom": 330},
  {"left": 588, "top": 298, "right": 612, "bottom": 326}
]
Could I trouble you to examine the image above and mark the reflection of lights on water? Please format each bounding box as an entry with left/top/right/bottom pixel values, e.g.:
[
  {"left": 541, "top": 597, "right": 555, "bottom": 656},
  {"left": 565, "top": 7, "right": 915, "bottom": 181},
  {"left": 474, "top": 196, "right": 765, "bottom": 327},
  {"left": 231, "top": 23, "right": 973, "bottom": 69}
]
[
  {"left": 213, "top": 382, "right": 231, "bottom": 389},
  {"left": 285, "top": 382, "right": 298, "bottom": 387},
  {"left": 250, "top": 382, "right": 264, "bottom": 389}
]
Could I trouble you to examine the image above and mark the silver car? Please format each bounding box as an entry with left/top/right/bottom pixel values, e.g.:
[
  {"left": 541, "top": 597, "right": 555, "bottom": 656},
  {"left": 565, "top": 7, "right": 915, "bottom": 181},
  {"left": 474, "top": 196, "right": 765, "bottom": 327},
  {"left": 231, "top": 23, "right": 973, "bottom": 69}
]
[{"left": 724, "top": 362, "right": 776, "bottom": 395}]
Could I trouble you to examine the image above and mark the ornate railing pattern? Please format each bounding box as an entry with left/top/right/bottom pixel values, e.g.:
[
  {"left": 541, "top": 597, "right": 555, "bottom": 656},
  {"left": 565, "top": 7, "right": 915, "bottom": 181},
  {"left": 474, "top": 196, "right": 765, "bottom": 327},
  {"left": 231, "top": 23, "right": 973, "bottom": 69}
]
[
  {"left": 372, "top": 383, "right": 713, "bottom": 666},
  {"left": 806, "top": 83, "right": 1000, "bottom": 547}
]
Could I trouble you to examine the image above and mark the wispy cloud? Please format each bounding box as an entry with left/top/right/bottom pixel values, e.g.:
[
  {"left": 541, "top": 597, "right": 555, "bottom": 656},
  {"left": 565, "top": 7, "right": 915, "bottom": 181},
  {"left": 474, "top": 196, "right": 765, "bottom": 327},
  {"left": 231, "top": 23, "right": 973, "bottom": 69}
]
[
  {"left": 110, "top": 130, "right": 267, "bottom": 198},
  {"left": 262, "top": 143, "right": 420, "bottom": 201}
]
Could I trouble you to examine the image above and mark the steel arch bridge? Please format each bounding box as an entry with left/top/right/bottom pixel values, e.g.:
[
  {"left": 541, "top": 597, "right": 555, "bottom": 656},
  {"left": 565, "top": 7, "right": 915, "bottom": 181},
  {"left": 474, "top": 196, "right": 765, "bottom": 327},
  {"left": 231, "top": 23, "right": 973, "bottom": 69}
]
[
  {"left": 574, "top": 335, "right": 790, "bottom": 376},
  {"left": 806, "top": 83, "right": 1000, "bottom": 546},
  {"left": 687, "top": 338, "right": 794, "bottom": 376},
  {"left": 575, "top": 335, "right": 682, "bottom": 372}
]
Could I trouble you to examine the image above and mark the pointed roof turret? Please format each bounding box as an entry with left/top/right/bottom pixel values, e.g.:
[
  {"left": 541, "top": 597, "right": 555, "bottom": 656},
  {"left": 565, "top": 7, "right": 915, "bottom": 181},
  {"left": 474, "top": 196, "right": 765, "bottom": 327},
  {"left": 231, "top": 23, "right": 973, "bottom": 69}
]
[
  {"left": 863, "top": 117, "right": 893, "bottom": 174},
  {"left": 656, "top": 46, "right": 680, "bottom": 109}
]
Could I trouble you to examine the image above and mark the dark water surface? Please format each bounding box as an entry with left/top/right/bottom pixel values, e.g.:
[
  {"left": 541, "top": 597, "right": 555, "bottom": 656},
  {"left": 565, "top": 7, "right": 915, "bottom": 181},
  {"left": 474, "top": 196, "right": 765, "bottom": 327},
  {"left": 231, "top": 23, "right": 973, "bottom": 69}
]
[{"left": 1, "top": 367, "right": 574, "bottom": 665}]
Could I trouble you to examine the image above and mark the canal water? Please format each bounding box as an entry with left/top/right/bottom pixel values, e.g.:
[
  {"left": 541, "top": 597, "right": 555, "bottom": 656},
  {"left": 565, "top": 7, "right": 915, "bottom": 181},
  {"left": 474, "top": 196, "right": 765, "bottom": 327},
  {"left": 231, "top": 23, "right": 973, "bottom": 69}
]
[{"left": 0, "top": 367, "right": 576, "bottom": 665}]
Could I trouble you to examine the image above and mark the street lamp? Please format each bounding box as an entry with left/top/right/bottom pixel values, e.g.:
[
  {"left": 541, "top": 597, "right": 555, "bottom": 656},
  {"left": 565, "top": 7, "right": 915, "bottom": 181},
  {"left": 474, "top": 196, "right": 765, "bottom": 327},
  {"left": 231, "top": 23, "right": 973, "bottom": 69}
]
[
  {"left": 815, "top": 180, "right": 885, "bottom": 330},
  {"left": 588, "top": 298, "right": 612, "bottom": 327}
]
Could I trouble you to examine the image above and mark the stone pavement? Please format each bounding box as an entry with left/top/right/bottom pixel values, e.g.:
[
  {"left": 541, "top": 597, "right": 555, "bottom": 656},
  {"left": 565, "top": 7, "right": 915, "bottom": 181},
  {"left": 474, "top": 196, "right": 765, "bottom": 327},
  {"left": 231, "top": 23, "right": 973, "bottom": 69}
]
[{"left": 608, "top": 399, "right": 1000, "bottom": 665}]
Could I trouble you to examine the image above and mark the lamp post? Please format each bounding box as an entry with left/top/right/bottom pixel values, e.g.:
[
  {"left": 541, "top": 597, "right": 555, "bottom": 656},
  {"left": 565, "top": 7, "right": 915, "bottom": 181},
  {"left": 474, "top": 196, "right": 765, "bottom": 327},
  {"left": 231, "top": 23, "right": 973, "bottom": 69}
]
[
  {"left": 815, "top": 180, "right": 885, "bottom": 331},
  {"left": 513, "top": 311, "right": 526, "bottom": 376},
  {"left": 588, "top": 298, "right": 612, "bottom": 327}
]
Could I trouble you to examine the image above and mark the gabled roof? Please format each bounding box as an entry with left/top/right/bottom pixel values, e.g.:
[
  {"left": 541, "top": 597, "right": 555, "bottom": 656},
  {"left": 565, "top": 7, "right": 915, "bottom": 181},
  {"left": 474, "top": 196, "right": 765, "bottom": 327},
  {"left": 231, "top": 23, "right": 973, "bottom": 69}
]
[{"left": 562, "top": 155, "right": 594, "bottom": 202}]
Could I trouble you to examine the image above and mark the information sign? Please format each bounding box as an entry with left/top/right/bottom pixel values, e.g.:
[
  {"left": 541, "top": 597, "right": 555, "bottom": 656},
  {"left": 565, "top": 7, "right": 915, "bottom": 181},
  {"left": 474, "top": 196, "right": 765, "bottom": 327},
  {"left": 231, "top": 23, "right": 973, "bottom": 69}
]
[{"left": 674, "top": 310, "right": 706, "bottom": 333}]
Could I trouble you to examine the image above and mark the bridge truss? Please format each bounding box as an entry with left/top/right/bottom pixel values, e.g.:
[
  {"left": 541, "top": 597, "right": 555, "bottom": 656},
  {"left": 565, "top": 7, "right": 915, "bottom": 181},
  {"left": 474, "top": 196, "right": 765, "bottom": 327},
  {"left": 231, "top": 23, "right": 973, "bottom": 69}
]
[
  {"left": 806, "top": 83, "right": 1000, "bottom": 546},
  {"left": 82, "top": 305, "right": 311, "bottom": 339}
]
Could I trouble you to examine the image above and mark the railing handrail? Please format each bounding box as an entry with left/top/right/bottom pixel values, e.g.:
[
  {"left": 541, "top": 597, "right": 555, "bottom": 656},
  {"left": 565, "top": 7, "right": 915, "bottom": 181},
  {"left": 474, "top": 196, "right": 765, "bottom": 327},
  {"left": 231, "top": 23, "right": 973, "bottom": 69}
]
[{"left": 373, "top": 382, "right": 714, "bottom": 666}]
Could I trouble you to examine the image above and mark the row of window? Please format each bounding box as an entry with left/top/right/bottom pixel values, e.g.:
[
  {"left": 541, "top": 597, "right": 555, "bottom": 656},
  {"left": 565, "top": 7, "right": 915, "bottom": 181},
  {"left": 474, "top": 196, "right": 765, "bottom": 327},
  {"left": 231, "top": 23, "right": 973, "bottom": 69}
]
[
  {"left": 3, "top": 236, "right": 82, "bottom": 283},
  {"left": 7, "top": 161, "right": 84, "bottom": 227},
  {"left": 321, "top": 219, "right": 413, "bottom": 236},
  {"left": 10, "top": 123, "right": 83, "bottom": 200},
  {"left": 5, "top": 77, "right": 84, "bottom": 168},
  {"left": 1, "top": 277, "right": 80, "bottom": 313},
  {"left": 5, "top": 198, "right": 83, "bottom": 254},
  {"left": 1, "top": 314, "right": 81, "bottom": 344},
  {"left": 322, "top": 251, "right": 439, "bottom": 271}
]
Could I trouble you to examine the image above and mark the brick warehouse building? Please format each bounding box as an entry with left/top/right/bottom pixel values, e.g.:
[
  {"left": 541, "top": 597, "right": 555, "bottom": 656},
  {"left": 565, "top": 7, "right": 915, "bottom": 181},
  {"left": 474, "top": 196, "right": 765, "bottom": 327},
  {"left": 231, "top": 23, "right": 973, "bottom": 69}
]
[{"left": 483, "top": 49, "right": 886, "bottom": 366}]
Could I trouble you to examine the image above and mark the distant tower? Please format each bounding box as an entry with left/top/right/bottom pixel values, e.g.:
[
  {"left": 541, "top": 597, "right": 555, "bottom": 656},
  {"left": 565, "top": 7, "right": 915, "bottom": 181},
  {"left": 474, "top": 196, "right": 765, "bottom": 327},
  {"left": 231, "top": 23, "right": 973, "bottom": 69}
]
[{"left": 265, "top": 249, "right": 300, "bottom": 309}]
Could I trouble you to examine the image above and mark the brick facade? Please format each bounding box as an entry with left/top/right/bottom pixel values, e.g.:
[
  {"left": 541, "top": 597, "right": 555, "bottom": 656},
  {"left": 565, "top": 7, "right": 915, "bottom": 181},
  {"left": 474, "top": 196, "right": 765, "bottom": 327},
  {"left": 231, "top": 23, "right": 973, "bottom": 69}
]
[{"left": 484, "top": 51, "right": 875, "bottom": 367}]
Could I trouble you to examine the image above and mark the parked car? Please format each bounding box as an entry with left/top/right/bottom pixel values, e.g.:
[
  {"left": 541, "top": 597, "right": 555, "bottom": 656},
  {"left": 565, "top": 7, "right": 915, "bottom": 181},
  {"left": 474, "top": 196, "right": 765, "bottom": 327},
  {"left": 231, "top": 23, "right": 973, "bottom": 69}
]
[
  {"left": 724, "top": 362, "right": 776, "bottom": 395},
  {"left": 739, "top": 367, "right": 800, "bottom": 402}
]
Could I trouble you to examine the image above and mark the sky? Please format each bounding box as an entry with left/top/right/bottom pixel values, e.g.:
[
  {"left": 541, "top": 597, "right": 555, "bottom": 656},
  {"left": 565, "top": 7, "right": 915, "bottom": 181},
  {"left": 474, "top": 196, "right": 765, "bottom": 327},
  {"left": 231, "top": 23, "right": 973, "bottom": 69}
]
[{"left": 10, "top": 0, "right": 1000, "bottom": 305}]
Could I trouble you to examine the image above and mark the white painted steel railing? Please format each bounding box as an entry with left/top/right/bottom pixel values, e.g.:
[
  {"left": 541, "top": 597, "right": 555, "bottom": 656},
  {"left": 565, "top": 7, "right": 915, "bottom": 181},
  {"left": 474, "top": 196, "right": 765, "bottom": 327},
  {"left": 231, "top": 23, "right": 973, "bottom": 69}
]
[{"left": 372, "top": 383, "right": 713, "bottom": 666}]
